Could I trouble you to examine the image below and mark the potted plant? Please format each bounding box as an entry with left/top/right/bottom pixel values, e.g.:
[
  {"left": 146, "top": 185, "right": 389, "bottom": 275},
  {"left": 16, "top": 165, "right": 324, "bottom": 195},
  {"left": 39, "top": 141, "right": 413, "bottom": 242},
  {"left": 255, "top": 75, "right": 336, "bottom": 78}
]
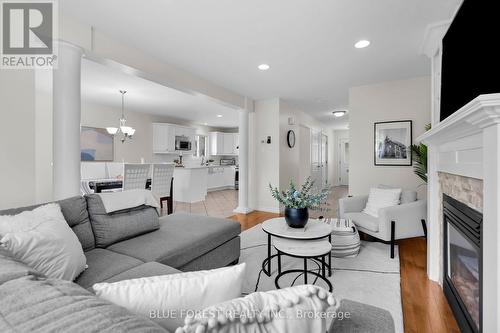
[
  {"left": 269, "top": 177, "right": 330, "bottom": 228},
  {"left": 410, "top": 124, "right": 431, "bottom": 184}
]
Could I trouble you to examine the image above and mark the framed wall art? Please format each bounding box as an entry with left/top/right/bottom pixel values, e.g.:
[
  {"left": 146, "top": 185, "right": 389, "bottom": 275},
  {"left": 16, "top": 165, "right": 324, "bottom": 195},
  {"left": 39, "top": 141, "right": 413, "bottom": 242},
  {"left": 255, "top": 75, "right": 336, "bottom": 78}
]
[{"left": 374, "top": 120, "right": 412, "bottom": 166}]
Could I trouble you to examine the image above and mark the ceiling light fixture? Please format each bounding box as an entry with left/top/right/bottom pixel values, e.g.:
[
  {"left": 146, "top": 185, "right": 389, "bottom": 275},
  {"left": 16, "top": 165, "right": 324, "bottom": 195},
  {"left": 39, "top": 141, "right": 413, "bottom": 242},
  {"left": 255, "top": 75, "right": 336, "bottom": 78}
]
[
  {"left": 332, "top": 110, "right": 347, "bottom": 118},
  {"left": 217, "top": 114, "right": 223, "bottom": 118},
  {"left": 106, "top": 90, "right": 136, "bottom": 143},
  {"left": 258, "top": 64, "right": 270, "bottom": 71},
  {"left": 354, "top": 40, "right": 371, "bottom": 49}
]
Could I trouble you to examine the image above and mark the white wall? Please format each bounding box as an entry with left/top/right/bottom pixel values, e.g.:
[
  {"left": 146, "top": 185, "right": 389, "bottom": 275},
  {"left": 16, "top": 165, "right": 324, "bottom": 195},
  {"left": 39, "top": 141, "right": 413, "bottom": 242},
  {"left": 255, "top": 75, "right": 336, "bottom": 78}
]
[
  {"left": 250, "top": 98, "right": 281, "bottom": 213},
  {"left": 0, "top": 71, "right": 36, "bottom": 209},
  {"left": 279, "top": 99, "right": 325, "bottom": 189},
  {"left": 249, "top": 98, "right": 331, "bottom": 213},
  {"left": 348, "top": 76, "right": 431, "bottom": 197}
]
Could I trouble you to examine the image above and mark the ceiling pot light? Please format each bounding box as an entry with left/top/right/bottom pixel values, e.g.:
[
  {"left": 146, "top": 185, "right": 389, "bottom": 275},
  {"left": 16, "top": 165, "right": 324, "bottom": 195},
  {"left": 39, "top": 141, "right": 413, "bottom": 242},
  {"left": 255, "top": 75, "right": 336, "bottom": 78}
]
[
  {"left": 354, "top": 40, "right": 371, "bottom": 49},
  {"left": 217, "top": 114, "right": 223, "bottom": 118},
  {"left": 332, "top": 110, "right": 347, "bottom": 117},
  {"left": 258, "top": 64, "right": 270, "bottom": 71}
]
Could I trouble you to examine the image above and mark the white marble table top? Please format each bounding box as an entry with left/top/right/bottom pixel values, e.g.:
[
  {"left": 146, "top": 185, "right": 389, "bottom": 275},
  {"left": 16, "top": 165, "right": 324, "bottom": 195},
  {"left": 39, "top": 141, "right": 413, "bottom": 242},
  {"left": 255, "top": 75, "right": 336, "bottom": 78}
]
[
  {"left": 273, "top": 237, "right": 332, "bottom": 257},
  {"left": 262, "top": 217, "right": 331, "bottom": 240}
]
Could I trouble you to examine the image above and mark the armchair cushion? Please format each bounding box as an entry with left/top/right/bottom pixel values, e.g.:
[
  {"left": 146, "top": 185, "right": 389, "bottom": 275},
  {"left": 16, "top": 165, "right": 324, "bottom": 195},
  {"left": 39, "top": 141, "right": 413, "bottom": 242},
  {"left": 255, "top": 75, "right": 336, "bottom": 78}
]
[
  {"left": 343, "top": 212, "right": 379, "bottom": 232},
  {"left": 339, "top": 195, "right": 368, "bottom": 218},
  {"left": 378, "top": 185, "right": 417, "bottom": 204},
  {"left": 378, "top": 200, "right": 426, "bottom": 240},
  {"left": 363, "top": 188, "right": 401, "bottom": 217}
]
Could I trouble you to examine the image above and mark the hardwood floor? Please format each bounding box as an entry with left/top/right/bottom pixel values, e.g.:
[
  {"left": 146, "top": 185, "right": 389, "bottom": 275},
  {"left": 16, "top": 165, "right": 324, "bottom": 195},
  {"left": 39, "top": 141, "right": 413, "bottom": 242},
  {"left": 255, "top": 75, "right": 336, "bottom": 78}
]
[
  {"left": 228, "top": 211, "right": 460, "bottom": 333},
  {"left": 399, "top": 237, "right": 459, "bottom": 333}
]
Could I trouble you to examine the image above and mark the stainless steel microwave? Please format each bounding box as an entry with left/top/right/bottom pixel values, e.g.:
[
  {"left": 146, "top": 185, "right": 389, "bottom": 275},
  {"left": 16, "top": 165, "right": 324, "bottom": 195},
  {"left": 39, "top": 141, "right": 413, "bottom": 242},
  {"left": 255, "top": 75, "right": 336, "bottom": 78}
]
[{"left": 175, "top": 136, "right": 192, "bottom": 151}]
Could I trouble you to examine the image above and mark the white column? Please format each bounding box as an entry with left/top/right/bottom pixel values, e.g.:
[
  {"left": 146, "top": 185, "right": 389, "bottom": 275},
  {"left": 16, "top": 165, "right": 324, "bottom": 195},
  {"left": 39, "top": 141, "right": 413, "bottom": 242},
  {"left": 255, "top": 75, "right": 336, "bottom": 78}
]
[
  {"left": 482, "top": 123, "right": 500, "bottom": 332},
  {"left": 234, "top": 103, "right": 252, "bottom": 214},
  {"left": 426, "top": 144, "right": 441, "bottom": 282},
  {"left": 52, "top": 41, "right": 83, "bottom": 200}
]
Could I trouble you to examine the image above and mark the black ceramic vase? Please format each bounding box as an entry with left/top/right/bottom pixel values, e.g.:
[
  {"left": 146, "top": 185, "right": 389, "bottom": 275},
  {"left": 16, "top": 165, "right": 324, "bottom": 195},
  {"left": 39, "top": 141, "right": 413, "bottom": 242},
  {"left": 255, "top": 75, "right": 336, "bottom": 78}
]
[{"left": 284, "top": 207, "right": 309, "bottom": 228}]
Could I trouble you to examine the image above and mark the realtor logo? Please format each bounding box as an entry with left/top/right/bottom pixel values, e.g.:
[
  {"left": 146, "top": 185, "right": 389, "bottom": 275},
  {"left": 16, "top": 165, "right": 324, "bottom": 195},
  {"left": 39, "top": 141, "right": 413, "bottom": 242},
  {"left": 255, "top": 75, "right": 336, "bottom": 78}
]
[{"left": 1, "top": 0, "right": 58, "bottom": 68}]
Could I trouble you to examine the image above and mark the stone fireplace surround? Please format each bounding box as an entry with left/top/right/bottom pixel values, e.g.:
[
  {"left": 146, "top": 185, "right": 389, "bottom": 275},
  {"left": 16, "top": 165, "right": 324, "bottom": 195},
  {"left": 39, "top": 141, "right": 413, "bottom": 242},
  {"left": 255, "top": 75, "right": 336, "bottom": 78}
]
[{"left": 418, "top": 93, "right": 500, "bottom": 332}]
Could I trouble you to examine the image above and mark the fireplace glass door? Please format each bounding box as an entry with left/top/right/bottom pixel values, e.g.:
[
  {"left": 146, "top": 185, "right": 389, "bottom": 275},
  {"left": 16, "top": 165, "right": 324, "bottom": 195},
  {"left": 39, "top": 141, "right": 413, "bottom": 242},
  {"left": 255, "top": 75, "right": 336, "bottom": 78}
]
[{"left": 447, "top": 222, "right": 480, "bottom": 330}]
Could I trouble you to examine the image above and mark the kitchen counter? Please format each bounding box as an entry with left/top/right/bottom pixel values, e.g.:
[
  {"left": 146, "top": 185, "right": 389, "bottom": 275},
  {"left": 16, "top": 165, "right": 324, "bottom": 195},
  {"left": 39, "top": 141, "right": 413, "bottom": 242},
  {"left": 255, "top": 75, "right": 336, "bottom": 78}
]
[{"left": 173, "top": 167, "right": 208, "bottom": 203}]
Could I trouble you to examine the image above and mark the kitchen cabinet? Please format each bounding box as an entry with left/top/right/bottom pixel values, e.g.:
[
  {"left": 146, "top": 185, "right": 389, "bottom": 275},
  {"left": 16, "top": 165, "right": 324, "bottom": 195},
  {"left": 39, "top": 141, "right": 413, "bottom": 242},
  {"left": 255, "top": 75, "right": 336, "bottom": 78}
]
[
  {"left": 153, "top": 123, "right": 195, "bottom": 154},
  {"left": 207, "top": 166, "right": 235, "bottom": 190},
  {"left": 209, "top": 133, "right": 224, "bottom": 156},
  {"left": 153, "top": 123, "right": 175, "bottom": 153},
  {"left": 223, "top": 166, "right": 235, "bottom": 186},
  {"left": 223, "top": 133, "right": 234, "bottom": 155},
  {"left": 233, "top": 134, "right": 239, "bottom": 154},
  {"left": 209, "top": 132, "right": 239, "bottom": 155}
]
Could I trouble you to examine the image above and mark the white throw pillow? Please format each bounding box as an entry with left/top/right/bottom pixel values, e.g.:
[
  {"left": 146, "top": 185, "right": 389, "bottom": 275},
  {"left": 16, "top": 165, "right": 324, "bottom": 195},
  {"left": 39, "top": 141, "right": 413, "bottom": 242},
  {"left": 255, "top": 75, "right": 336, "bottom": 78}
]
[
  {"left": 363, "top": 187, "right": 402, "bottom": 217},
  {"left": 0, "top": 203, "right": 87, "bottom": 281},
  {"left": 93, "top": 263, "right": 246, "bottom": 332},
  {"left": 177, "top": 285, "right": 340, "bottom": 333}
]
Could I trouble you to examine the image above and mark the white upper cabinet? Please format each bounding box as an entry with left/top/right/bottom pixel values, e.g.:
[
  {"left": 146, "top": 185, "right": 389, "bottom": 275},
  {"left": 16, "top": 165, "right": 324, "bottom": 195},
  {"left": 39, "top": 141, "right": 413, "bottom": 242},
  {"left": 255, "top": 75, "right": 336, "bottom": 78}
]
[
  {"left": 153, "top": 123, "right": 195, "bottom": 154},
  {"left": 153, "top": 123, "right": 175, "bottom": 153},
  {"left": 209, "top": 132, "right": 239, "bottom": 155},
  {"left": 233, "top": 134, "right": 239, "bottom": 154},
  {"left": 223, "top": 133, "right": 234, "bottom": 155}
]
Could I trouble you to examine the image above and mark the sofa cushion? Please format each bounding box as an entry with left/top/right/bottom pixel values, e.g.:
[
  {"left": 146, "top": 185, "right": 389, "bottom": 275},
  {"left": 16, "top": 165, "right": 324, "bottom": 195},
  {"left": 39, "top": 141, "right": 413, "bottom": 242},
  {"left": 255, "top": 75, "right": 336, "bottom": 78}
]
[
  {"left": 107, "top": 213, "right": 241, "bottom": 268},
  {"left": 329, "top": 299, "right": 395, "bottom": 332},
  {"left": 0, "top": 247, "right": 44, "bottom": 285},
  {"left": 75, "top": 248, "right": 143, "bottom": 289},
  {"left": 0, "top": 276, "right": 166, "bottom": 333},
  {"left": 344, "top": 212, "right": 380, "bottom": 232},
  {"left": 102, "top": 262, "right": 181, "bottom": 284},
  {"left": 86, "top": 194, "right": 160, "bottom": 248},
  {"left": 0, "top": 196, "right": 95, "bottom": 251}
]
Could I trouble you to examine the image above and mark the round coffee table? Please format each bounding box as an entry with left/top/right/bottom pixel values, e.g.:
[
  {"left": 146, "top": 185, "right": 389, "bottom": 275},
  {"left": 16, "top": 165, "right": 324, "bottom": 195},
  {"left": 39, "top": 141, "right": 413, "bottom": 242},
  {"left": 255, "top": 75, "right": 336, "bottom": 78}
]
[
  {"left": 261, "top": 218, "right": 332, "bottom": 283},
  {"left": 273, "top": 237, "right": 333, "bottom": 291}
]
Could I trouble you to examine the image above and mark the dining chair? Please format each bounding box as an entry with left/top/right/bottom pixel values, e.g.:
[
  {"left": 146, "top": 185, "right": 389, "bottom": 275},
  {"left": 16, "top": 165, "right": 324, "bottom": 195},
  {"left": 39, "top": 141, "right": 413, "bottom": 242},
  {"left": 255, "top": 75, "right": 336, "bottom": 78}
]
[
  {"left": 106, "top": 162, "right": 124, "bottom": 179},
  {"left": 123, "top": 164, "right": 150, "bottom": 191},
  {"left": 151, "top": 163, "right": 175, "bottom": 215}
]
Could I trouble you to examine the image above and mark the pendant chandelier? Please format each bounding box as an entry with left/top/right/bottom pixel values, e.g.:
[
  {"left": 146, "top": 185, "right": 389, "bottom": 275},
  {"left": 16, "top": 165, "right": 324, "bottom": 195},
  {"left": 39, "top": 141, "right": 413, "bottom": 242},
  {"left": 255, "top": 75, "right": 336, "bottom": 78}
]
[{"left": 106, "top": 90, "right": 135, "bottom": 143}]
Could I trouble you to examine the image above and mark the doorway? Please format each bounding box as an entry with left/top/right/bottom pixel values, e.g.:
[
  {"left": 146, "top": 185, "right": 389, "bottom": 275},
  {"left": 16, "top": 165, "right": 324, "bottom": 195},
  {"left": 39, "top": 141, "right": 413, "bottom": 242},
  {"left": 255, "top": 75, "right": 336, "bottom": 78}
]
[{"left": 339, "top": 138, "right": 349, "bottom": 186}]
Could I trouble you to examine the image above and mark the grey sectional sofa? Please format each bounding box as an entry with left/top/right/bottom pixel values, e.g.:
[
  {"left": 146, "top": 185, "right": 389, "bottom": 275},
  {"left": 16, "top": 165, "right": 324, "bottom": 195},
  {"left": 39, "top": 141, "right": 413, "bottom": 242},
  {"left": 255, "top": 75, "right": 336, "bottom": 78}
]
[
  {"left": 0, "top": 195, "right": 241, "bottom": 290},
  {"left": 0, "top": 195, "right": 395, "bottom": 333}
]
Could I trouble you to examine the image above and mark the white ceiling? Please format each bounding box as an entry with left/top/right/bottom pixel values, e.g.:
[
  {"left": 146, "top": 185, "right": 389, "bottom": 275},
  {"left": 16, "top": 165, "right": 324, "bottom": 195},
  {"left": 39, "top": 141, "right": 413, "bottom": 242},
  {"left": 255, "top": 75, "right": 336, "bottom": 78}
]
[
  {"left": 64, "top": 0, "right": 461, "bottom": 127},
  {"left": 81, "top": 59, "right": 239, "bottom": 127}
]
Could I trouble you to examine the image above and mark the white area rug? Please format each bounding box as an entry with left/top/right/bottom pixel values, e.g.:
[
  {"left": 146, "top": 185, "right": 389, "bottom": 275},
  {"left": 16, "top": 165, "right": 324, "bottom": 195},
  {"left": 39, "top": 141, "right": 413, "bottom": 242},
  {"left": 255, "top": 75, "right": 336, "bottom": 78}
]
[{"left": 240, "top": 224, "right": 404, "bottom": 333}]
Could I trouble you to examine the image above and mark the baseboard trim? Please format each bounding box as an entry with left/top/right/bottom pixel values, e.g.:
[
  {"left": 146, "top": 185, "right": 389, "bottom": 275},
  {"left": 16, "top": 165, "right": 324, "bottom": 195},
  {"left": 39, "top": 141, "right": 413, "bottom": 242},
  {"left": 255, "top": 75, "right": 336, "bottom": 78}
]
[
  {"left": 255, "top": 206, "right": 280, "bottom": 214},
  {"left": 233, "top": 206, "right": 254, "bottom": 214}
]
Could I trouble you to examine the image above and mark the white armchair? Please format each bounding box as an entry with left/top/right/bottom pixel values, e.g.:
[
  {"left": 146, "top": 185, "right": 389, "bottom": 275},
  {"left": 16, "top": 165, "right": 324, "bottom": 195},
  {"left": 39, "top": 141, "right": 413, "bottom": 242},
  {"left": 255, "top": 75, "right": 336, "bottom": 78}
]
[{"left": 339, "top": 191, "right": 426, "bottom": 258}]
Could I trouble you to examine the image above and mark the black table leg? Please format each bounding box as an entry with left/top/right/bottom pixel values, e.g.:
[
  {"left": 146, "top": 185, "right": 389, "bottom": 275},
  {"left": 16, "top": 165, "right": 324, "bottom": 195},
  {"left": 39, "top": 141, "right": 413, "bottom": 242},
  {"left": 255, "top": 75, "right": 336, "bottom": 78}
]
[
  {"left": 321, "top": 255, "right": 326, "bottom": 277},
  {"left": 304, "top": 258, "right": 308, "bottom": 284},
  {"left": 278, "top": 250, "right": 282, "bottom": 275},
  {"left": 328, "top": 234, "right": 332, "bottom": 277},
  {"left": 267, "top": 233, "right": 271, "bottom": 276}
]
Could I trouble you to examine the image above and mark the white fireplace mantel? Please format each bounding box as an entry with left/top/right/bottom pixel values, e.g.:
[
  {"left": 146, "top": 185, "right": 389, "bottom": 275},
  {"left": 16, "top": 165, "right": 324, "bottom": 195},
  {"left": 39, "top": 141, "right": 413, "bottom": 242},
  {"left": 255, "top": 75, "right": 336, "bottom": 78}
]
[
  {"left": 417, "top": 93, "right": 500, "bottom": 332},
  {"left": 418, "top": 93, "right": 500, "bottom": 147}
]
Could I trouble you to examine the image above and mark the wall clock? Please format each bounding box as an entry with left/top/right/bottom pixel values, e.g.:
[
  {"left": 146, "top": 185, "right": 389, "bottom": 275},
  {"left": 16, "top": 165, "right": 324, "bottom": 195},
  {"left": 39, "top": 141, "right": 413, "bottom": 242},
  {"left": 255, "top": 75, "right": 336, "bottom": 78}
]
[{"left": 287, "top": 130, "right": 296, "bottom": 148}]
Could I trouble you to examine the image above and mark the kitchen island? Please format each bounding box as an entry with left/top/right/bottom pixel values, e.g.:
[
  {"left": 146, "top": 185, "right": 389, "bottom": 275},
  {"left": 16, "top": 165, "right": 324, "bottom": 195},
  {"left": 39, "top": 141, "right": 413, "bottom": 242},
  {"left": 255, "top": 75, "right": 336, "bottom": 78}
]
[{"left": 173, "top": 166, "right": 208, "bottom": 203}]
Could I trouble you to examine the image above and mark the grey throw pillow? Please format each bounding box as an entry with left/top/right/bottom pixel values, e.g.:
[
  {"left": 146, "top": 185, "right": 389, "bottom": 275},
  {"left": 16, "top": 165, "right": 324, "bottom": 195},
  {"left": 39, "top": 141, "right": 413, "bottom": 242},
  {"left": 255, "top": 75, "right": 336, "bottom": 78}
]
[
  {"left": 377, "top": 184, "right": 417, "bottom": 204},
  {"left": 86, "top": 194, "right": 160, "bottom": 248},
  {"left": 0, "top": 247, "right": 45, "bottom": 285}
]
